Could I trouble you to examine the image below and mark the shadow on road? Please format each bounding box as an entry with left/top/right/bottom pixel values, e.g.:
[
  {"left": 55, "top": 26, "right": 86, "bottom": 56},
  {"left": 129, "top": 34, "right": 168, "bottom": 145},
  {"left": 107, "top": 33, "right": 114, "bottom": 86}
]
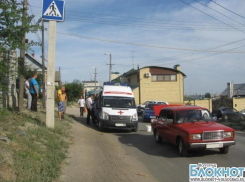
[
  {"left": 69, "top": 114, "right": 221, "bottom": 158},
  {"left": 116, "top": 133, "right": 221, "bottom": 158},
  {"left": 70, "top": 115, "right": 132, "bottom": 133}
]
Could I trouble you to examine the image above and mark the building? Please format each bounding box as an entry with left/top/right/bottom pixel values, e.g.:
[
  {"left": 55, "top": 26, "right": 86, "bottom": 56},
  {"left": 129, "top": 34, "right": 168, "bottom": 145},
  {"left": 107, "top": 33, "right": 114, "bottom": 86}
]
[
  {"left": 26, "top": 53, "right": 62, "bottom": 87},
  {"left": 113, "top": 65, "right": 186, "bottom": 105},
  {"left": 111, "top": 72, "right": 120, "bottom": 80},
  {"left": 0, "top": 51, "right": 18, "bottom": 108},
  {"left": 221, "top": 82, "right": 245, "bottom": 98},
  {"left": 82, "top": 81, "right": 100, "bottom": 92},
  {"left": 25, "top": 53, "right": 46, "bottom": 73}
]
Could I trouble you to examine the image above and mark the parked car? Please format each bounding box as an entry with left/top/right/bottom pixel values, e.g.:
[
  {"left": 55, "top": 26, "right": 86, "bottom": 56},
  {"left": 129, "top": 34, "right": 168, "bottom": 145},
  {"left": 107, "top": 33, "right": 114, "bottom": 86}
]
[
  {"left": 151, "top": 106, "right": 236, "bottom": 157},
  {"left": 143, "top": 104, "right": 164, "bottom": 122},
  {"left": 212, "top": 107, "right": 244, "bottom": 120},
  {"left": 137, "top": 100, "right": 168, "bottom": 115},
  {"left": 240, "top": 109, "right": 245, "bottom": 116}
]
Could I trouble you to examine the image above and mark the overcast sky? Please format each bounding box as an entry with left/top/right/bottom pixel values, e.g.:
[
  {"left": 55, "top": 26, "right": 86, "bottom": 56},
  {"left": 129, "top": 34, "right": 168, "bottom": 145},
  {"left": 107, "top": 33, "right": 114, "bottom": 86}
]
[{"left": 27, "top": 0, "right": 245, "bottom": 95}]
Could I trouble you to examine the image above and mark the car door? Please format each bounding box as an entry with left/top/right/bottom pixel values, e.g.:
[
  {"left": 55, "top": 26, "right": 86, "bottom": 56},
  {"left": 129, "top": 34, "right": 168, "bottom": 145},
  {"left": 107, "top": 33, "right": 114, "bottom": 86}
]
[
  {"left": 164, "top": 110, "right": 175, "bottom": 143},
  {"left": 156, "top": 110, "right": 167, "bottom": 139}
]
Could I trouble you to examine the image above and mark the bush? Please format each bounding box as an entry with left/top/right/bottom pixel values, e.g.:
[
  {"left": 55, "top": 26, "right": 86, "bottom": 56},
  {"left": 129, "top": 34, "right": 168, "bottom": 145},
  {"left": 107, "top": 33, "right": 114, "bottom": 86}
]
[{"left": 63, "top": 80, "right": 83, "bottom": 102}]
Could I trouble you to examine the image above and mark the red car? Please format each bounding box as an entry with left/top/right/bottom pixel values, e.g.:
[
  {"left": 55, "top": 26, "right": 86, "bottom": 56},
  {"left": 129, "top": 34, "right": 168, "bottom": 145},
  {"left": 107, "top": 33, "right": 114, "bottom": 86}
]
[{"left": 151, "top": 106, "right": 236, "bottom": 157}]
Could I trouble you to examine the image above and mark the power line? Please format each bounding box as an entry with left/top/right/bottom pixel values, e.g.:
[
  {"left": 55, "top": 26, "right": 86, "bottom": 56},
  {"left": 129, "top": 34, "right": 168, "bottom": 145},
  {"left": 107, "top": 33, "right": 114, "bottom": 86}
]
[
  {"left": 30, "top": 9, "right": 245, "bottom": 32},
  {"left": 178, "top": 0, "right": 245, "bottom": 33},
  {"left": 193, "top": 0, "right": 245, "bottom": 26},
  {"left": 166, "top": 44, "right": 245, "bottom": 65},
  {"left": 210, "top": 0, "right": 245, "bottom": 19},
  {"left": 56, "top": 31, "right": 245, "bottom": 53},
  {"left": 136, "top": 37, "right": 245, "bottom": 66}
]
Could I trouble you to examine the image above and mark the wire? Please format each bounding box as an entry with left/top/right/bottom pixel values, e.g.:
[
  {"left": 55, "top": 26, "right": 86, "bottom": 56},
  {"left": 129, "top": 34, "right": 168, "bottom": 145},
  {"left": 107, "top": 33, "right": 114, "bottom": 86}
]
[
  {"left": 193, "top": 0, "right": 245, "bottom": 26},
  {"left": 178, "top": 0, "right": 245, "bottom": 33},
  {"left": 136, "top": 37, "right": 245, "bottom": 66},
  {"left": 210, "top": 0, "right": 245, "bottom": 19},
  {"left": 56, "top": 31, "right": 245, "bottom": 53},
  {"left": 166, "top": 44, "right": 245, "bottom": 65},
  {"left": 31, "top": 9, "right": 245, "bottom": 32}
]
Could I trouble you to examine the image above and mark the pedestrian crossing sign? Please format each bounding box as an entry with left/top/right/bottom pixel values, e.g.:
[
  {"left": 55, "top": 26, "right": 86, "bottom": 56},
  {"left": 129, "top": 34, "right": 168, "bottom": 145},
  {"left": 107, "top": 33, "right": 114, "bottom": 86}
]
[{"left": 42, "top": 0, "right": 65, "bottom": 21}]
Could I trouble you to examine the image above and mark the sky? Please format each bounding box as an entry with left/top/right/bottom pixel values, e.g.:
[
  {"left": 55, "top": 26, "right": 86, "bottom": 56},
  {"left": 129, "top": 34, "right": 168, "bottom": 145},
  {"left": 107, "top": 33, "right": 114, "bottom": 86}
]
[{"left": 27, "top": 0, "right": 245, "bottom": 95}]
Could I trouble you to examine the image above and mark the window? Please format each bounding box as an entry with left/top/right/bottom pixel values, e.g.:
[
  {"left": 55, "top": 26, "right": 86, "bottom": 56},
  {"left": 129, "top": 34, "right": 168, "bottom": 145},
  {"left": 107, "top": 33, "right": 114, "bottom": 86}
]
[
  {"left": 152, "top": 75, "right": 157, "bottom": 81},
  {"left": 152, "top": 74, "right": 177, "bottom": 82},
  {"left": 158, "top": 75, "right": 163, "bottom": 81},
  {"left": 164, "top": 75, "right": 170, "bottom": 81},
  {"left": 166, "top": 111, "right": 174, "bottom": 124},
  {"left": 171, "top": 75, "right": 176, "bottom": 81},
  {"left": 127, "top": 78, "right": 131, "bottom": 83}
]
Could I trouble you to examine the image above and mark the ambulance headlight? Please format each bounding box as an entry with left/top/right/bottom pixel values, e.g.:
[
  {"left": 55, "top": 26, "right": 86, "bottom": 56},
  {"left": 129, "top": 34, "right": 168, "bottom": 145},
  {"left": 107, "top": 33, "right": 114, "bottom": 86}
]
[
  {"left": 103, "top": 112, "right": 109, "bottom": 120},
  {"left": 132, "top": 113, "right": 138, "bottom": 121}
]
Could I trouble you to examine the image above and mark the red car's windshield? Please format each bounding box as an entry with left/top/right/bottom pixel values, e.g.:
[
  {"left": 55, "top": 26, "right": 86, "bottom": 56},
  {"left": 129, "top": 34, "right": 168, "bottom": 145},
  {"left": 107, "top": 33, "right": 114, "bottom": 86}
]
[{"left": 175, "top": 109, "right": 212, "bottom": 123}]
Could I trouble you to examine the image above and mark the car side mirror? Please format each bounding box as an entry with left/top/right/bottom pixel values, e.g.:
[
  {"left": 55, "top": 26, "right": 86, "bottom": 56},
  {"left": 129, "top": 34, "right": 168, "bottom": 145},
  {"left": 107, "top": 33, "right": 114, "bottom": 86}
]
[{"left": 212, "top": 116, "right": 217, "bottom": 121}]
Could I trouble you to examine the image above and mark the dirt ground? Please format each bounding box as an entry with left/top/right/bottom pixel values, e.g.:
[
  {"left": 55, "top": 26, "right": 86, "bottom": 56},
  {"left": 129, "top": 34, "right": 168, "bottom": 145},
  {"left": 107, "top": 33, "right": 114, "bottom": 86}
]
[{"left": 59, "top": 107, "right": 156, "bottom": 182}]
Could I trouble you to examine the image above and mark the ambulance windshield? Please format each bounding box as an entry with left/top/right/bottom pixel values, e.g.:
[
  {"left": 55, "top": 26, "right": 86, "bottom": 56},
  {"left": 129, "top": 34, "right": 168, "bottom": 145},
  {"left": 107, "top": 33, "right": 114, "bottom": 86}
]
[{"left": 103, "top": 96, "right": 136, "bottom": 108}]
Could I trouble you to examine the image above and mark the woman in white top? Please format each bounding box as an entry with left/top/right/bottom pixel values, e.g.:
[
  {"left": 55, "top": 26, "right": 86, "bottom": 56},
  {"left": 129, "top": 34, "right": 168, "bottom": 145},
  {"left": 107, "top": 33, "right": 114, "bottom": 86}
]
[{"left": 77, "top": 95, "right": 85, "bottom": 116}]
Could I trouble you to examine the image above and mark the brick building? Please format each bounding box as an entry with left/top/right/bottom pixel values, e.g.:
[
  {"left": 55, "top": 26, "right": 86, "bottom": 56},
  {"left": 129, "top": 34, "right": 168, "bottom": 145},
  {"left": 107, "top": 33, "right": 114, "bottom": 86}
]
[{"left": 113, "top": 65, "right": 186, "bottom": 105}]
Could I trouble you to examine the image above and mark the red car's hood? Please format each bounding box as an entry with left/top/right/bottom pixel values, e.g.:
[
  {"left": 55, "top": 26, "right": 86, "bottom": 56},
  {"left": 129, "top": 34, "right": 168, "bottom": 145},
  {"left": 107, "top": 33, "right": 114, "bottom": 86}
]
[{"left": 176, "top": 121, "right": 234, "bottom": 133}]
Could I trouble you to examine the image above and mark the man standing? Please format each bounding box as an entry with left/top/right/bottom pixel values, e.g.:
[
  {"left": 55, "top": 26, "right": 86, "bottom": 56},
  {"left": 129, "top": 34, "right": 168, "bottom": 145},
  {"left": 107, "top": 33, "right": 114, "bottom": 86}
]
[
  {"left": 57, "top": 86, "right": 65, "bottom": 121},
  {"left": 86, "top": 95, "right": 93, "bottom": 125},
  {"left": 25, "top": 76, "right": 31, "bottom": 110},
  {"left": 62, "top": 90, "right": 68, "bottom": 119},
  {"left": 29, "top": 73, "right": 39, "bottom": 112}
]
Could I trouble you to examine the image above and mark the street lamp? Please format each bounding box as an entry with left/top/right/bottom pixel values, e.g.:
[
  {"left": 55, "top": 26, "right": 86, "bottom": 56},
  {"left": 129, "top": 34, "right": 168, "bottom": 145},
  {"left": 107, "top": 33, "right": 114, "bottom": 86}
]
[{"left": 105, "top": 53, "right": 112, "bottom": 82}]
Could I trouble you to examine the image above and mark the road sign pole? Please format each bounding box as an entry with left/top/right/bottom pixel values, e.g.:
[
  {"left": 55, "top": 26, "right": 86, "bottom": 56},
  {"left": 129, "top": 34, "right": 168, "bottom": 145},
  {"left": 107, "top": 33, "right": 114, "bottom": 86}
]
[{"left": 46, "top": 21, "right": 57, "bottom": 128}]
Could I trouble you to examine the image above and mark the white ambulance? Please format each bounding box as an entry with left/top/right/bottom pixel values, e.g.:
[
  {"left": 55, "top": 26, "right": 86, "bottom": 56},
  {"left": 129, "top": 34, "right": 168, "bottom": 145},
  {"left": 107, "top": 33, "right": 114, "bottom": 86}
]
[{"left": 97, "top": 84, "right": 138, "bottom": 131}]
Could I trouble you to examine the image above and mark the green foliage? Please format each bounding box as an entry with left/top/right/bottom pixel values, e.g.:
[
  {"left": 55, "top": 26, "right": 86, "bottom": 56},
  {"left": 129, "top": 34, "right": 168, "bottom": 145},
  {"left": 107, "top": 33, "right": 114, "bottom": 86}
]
[
  {"left": 205, "top": 93, "right": 211, "bottom": 98},
  {"left": 63, "top": 79, "right": 83, "bottom": 101},
  {"left": 0, "top": 0, "right": 41, "bottom": 105},
  {"left": 0, "top": 0, "right": 41, "bottom": 51}
]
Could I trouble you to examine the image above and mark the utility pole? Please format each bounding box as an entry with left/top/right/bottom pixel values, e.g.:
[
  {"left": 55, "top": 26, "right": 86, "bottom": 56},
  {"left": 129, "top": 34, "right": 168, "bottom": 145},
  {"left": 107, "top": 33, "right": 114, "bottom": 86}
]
[
  {"left": 42, "top": 20, "right": 46, "bottom": 108},
  {"left": 18, "top": 0, "right": 27, "bottom": 112},
  {"left": 92, "top": 67, "right": 97, "bottom": 91},
  {"left": 132, "top": 51, "right": 135, "bottom": 69},
  {"left": 46, "top": 21, "right": 57, "bottom": 128},
  {"left": 105, "top": 53, "right": 113, "bottom": 82}
]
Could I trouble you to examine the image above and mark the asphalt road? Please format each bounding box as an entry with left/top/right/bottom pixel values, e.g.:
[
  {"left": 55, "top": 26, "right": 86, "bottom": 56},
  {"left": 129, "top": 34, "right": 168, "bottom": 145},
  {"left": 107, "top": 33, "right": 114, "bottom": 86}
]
[
  {"left": 61, "top": 108, "right": 245, "bottom": 182},
  {"left": 114, "top": 117, "right": 245, "bottom": 182}
]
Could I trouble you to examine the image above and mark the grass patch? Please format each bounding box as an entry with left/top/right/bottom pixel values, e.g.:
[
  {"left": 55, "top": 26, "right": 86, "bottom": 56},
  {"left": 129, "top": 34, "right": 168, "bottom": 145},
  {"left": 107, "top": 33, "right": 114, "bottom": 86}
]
[{"left": 0, "top": 108, "right": 73, "bottom": 182}]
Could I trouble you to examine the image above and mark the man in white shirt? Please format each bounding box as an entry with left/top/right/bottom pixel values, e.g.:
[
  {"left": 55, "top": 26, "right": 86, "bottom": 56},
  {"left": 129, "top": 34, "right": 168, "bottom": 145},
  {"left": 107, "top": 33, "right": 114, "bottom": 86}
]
[
  {"left": 86, "top": 95, "right": 93, "bottom": 125},
  {"left": 77, "top": 96, "right": 85, "bottom": 117},
  {"left": 25, "top": 76, "right": 32, "bottom": 110}
]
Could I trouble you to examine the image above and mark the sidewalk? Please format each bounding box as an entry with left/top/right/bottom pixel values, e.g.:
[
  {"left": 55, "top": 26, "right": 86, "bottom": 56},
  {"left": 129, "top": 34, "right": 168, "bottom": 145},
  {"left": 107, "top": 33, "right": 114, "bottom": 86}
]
[{"left": 59, "top": 107, "right": 156, "bottom": 182}]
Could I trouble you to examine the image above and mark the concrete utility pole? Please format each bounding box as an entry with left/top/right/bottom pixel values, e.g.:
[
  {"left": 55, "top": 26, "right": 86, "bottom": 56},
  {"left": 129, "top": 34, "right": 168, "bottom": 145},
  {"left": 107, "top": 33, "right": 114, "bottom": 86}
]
[
  {"left": 132, "top": 51, "right": 135, "bottom": 69},
  {"left": 46, "top": 21, "right": 57, "bottom": 128},
  {"left": 42, "top": 20, "right": 46, "bottom": 108},
  {"left": 18, "top": 0, "right": 27, "bottom": 112},
  {"left": 105, "top": 53, "right": 113, "bottom": 82},
  {"left": 92, "top": 67, "right": 97, "bottom": 90}
]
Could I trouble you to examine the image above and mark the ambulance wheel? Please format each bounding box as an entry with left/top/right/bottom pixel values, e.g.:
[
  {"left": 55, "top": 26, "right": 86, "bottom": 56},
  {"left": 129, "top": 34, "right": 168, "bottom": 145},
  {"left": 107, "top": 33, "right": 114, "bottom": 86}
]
[
  {"left": 132, "top": 124, "right": 138, "bottom": 132},
  {"left": 98, "top": 119, "right": 104, "bottom": 131}
]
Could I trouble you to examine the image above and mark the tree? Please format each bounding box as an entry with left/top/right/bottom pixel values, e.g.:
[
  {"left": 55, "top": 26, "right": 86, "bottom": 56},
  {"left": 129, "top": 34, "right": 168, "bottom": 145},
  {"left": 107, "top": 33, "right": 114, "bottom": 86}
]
[
  {"left": 0, "top": 0, "right": 41, "bottom": 110},
  {"left": 205, "top": 93, "right": 211, "bottom": 99},
  {"left": 63, "top": 80, "right": 83, "bottom": 102}
]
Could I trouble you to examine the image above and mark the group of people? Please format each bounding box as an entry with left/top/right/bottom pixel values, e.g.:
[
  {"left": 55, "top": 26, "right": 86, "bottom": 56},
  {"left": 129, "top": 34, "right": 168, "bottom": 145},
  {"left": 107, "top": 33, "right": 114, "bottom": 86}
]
[
  {"left": 24, "top": 73, "right": 39, "bottom": 111},
  {"left": 78, "top": 94, "right": 98, "bottom": 125},
  {"left": 25, "top": 73, "right": 68, "bottom": 121}
]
